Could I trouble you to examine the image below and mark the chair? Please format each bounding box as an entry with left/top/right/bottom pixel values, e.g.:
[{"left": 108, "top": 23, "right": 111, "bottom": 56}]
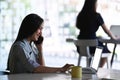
[
  {"left": 66, "top": 38, "right": 98, "bottom": 67},
  {"left": 74, "top": 39, "right": 98, "bottom": 67},
  {"left": 66, "top": 38, "right": 111, "bottom": 68}
]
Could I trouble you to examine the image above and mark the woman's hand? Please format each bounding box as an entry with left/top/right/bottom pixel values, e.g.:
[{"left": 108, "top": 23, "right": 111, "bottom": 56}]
[{"left": 60, "top": 64, "right": 74, "bottom": 72}]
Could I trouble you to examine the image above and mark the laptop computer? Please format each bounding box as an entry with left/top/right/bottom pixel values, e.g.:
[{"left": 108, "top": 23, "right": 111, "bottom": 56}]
[{"left": 82, "top": 47, "right": 103, "bottom": 74}]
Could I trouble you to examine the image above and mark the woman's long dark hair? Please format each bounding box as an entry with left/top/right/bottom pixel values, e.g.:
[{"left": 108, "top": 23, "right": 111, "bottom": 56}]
[
  {"left": 15, "top": 13, "right": 44, "bottom": 42},
  {"left": 81, "top": 0, "right": 97, "bottom": 14},
  {"left": 76, "top": 0, "right": 97, "bottom": 28}
]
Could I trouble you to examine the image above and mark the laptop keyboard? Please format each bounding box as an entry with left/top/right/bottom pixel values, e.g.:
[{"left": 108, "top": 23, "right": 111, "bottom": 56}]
[
  {"left": 82, "top": 68, "right": 93, "bottom": 72},
  {"left": 82, "top": 68, "right": 96, "bottom": 74}
]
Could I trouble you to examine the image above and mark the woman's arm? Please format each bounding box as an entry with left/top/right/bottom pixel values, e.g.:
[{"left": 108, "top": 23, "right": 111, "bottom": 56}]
[
  {"left": 101, "top": 24, "right": 116, "bottom": 39},
  {"left": 35, "top": 44, "right": 45, "bottom": 66},
  {"left": 33, "top": 64, "right": 74, "bottom": 73},
  {"left": 34, "top": 66, "right": 62, "bottom": 73},
  {"left": 34, "top": 36, "right": 45, "bottom": 65}
]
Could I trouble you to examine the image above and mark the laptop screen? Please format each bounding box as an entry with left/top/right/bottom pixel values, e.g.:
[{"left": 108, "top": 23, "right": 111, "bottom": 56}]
[{"left": 90, "top": 47, "right": 102, "bottom": 71}]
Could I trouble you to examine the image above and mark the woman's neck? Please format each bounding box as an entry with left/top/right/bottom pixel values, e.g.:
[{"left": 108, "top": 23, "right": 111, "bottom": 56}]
[{"left": 26, "top": 37, "right": 32, "bottom": 44}]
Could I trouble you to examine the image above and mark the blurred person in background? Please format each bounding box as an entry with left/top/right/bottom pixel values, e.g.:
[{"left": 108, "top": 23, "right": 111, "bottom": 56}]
[{"left": 76, "top": 0, "right": 117, "bottom": 67}]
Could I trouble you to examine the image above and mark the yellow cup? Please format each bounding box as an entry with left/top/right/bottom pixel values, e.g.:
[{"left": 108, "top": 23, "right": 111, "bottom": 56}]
[{"left": 71, "top": 66, "right": 82, "bottom": 78}]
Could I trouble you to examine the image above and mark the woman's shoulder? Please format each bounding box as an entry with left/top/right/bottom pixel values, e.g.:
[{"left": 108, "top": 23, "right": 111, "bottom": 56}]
[
  {"left": 12, "top": 39, "right": 27, "bottom": 48},
  {"left": 11, "top": 39, "right": 32, "bottom": 53},
  {"left": 95, "top": 13, "right": 102, "bottom": 17},
  {"left": 9, "top": 40, "right": 26, "bottom": 54}
]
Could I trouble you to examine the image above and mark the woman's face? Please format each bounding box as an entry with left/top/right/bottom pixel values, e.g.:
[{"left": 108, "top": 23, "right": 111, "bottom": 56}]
[{"left": 31, "top": 22, "right": 44, "bottom": 41}]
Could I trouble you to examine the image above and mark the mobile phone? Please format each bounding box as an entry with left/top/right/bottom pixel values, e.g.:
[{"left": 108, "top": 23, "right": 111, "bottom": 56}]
[{"left": 34, "top": 36, "right": 44, "bottom": 44}]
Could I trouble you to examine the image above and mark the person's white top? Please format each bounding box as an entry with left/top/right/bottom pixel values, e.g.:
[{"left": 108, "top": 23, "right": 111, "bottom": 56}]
[{"left": 7, "top": 39, "right": 40, "bottom": 74}]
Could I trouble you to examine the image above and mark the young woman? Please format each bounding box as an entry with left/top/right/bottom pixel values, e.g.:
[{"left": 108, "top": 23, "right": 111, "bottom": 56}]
[
  {"left": 7, "top": 13, "right": 73, "bottom": 74},
  {"left": 76, "top": 0, "right": 117, "bottom": 67}
]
